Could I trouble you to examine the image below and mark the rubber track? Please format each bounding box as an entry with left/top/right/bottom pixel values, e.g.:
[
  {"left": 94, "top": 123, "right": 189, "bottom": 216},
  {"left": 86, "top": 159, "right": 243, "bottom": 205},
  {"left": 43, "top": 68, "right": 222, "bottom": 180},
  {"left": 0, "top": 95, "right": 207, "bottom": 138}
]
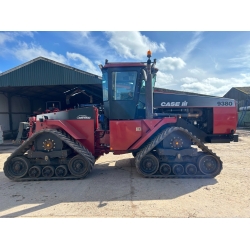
[
  {"left": 135, "top": 126, "right": 222, "bottom": 178},
  {"left": 4, "top": 129, "right": 95, "bottom": 182}
]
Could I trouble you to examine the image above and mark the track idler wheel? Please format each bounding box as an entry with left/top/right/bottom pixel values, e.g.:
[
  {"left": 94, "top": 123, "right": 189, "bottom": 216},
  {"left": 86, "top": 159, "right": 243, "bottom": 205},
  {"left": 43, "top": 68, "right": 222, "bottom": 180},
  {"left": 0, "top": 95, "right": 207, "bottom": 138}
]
[
  {"left": 197, "top": 154, "right": 221, "bottom": 175},
  {"left": 159, "top": 163, "right": 171, "bottom": 176},
  {"left": 42, "top": 166, "right": 54, "bottom": 177},
  {"left": 172, "top": 163, "right": 184, "bottom": 175},
  {"left": 185, "top": 163, "right": 197, "bottom": 175},
  {"left": 68, "top": 155, "right": 91, "bottom": 178},
  {"left": 28, "top": 166, "right": 42, "bottom": 178},
  {"left": 136, "top": 153, "right": 159, "bottom": 177},
  {"left": 6, "top": 156, "right": 30, "bottom": 179},
  {"left": 55, "top": 165, "right": 68, "bottom": 177}
]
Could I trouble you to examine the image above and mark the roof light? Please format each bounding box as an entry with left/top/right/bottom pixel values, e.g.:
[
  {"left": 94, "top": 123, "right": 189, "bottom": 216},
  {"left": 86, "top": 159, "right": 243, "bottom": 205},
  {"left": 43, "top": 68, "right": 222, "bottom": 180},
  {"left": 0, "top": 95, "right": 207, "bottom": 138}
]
[{"left": 147, "top": 50, "right": 152, "bottom": 58}]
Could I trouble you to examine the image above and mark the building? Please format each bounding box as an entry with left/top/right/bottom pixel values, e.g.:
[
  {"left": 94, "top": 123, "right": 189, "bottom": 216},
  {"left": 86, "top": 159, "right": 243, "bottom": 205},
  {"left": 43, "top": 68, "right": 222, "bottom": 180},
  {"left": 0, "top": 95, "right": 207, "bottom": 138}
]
[
  {"left": 0, "top": 57, "right": 103, "bottom": 138},
  {"left": 223, "top": 87, "right": 250, "bottom": 109},
  {"left": 223, "top": 87, "right": 250, "bottom": 127}
]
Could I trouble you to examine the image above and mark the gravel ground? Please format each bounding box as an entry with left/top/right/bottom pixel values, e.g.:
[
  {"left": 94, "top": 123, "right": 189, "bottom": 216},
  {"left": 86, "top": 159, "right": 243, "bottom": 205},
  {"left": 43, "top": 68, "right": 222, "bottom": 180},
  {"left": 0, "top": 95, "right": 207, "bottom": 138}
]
[{"left": 0, "top": 128, "right": 249, "bottom": 218}]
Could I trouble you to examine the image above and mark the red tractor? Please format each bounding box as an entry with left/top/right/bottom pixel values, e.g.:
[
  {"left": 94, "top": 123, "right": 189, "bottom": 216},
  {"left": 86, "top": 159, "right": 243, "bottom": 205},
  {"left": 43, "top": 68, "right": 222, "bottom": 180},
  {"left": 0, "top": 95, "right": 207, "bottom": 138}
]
[{"left": 4, "top": 51, "right": 238, "bottom": 181}]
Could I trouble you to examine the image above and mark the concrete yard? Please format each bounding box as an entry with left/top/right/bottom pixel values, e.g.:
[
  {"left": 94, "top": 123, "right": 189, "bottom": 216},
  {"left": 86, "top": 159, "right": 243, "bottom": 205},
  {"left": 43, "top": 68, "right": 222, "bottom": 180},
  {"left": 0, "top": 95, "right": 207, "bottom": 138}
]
[{"left": 0, "top": 128, "right": 249, "bottom": 218}]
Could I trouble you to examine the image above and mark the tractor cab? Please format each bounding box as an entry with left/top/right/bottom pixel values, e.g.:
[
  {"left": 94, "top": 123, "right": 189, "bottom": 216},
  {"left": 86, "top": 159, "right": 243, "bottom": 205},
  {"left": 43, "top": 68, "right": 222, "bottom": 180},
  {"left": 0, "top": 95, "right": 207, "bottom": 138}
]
[{"left": 99, "top": 55, "right": 157, "bottom": 120}]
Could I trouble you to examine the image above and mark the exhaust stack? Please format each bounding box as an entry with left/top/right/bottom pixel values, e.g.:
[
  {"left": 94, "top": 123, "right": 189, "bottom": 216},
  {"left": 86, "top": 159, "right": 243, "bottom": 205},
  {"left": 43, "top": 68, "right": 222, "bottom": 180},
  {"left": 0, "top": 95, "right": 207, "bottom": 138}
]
[{"left": 145, "top": 50, "right": 153, "bottom": 119}]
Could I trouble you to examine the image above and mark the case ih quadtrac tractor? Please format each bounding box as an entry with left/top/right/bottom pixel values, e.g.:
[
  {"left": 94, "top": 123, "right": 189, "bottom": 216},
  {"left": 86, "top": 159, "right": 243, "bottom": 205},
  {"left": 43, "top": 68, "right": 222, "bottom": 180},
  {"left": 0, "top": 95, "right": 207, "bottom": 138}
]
[{"left": 4, "top": 51, "right": 238, "bottom": 181}]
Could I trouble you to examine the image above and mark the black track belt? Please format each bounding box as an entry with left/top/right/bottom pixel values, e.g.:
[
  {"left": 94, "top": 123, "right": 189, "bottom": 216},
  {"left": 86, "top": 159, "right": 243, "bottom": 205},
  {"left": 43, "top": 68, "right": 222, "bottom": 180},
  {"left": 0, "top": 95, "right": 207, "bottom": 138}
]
[
  {"left": 135, "top": 127, "right": 222, "bottom": 178},
  {"left": 4, "top": 129, "right": 95, "bottom": 182}
]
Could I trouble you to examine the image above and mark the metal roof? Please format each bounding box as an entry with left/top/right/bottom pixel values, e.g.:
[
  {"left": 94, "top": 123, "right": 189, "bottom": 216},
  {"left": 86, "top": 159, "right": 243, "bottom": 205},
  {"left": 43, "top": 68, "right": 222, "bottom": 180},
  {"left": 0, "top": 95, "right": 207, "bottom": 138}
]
[
  {"left": 0, "top": 57, "right": 103, "bottom": 101},
  {"left": 103, "top": 62, "right": 146, "bottom": 68},
  {"left": 154, "top": 87, "right": 216, "bottom": 97},
  {"left": 223, "top": 87, "right": 250, "bottom": 98},
  {"left": 0, "top": 57, "right": 102, "bottom": 87},
  {"left": 232, "top": 87, "right": 250, "bottom": 95}
]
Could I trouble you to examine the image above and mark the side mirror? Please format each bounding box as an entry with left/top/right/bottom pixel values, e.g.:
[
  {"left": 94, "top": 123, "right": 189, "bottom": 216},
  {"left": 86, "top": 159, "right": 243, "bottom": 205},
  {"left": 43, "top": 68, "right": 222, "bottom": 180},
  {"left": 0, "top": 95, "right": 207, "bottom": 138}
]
[{"left": 141, "top": 69, "right": 147, "bottom": 81}]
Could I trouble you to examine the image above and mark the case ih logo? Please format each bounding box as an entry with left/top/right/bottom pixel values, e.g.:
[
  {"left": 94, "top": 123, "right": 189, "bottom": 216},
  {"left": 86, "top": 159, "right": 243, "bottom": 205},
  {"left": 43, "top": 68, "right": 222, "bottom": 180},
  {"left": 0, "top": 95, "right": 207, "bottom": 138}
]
[{"left": 161, "top": 101, "right": 188, "bottom": 107}]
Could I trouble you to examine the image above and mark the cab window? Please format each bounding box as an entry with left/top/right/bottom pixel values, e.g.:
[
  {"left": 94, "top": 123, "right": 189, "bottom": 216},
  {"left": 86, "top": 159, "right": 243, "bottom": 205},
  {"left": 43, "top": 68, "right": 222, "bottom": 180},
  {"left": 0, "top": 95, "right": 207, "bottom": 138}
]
[{"left": 112, "top": 71, "right": 137, "bottom": 100}]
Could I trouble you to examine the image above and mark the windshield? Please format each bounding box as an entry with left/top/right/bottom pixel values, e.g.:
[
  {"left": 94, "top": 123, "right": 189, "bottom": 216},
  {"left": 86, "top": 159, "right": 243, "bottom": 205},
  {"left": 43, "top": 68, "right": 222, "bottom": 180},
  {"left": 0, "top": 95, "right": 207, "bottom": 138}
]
[{"left": 112, "top": 71, "right": 137, "bottom": 100}]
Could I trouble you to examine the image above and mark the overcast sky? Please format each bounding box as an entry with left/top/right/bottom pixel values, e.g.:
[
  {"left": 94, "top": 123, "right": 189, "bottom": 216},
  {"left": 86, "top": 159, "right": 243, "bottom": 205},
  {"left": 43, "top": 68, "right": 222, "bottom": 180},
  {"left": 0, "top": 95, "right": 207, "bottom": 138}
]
[{"left": 1, "top": 1, "right": 250, "bottom": 98}]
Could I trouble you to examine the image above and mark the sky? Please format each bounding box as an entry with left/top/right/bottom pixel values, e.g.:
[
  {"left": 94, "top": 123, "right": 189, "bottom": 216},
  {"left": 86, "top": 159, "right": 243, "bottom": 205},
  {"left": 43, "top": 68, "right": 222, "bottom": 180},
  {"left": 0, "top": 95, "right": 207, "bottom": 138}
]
[{"left": 2, "top": 31, "right": 250, "bottom": 97}]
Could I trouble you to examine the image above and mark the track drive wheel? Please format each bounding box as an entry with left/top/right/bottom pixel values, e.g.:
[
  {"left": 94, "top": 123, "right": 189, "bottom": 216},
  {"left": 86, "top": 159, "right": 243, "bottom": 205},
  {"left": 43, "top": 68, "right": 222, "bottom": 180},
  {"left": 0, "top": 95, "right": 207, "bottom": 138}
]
[
  {"left": 68, "top": 155, "right": 91, "bottom": 178},
  {"left": 136, "top": 153, "right": 159, "bottom": 177},
  {"left": 6, "top": 156, "right": 30, "bottom": 179},
  {"left": 197, "top": 154, "right": 221, "bottom": 175}
]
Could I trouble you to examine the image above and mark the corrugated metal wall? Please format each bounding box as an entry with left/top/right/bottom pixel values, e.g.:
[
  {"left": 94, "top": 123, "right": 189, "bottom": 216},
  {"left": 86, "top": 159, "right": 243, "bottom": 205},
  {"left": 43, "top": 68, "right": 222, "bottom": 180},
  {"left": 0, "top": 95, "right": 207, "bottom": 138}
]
[
  {"left": 0, "top": 94, "right": 31, "bottom": 132},
  {"left": 223, "top": 88, "right": 250, "bottom": 109},
  {"left": 224, "top": 88, "right": 250, "bottom": 127},
  {"left": 0, "top": 94, "right": 10, "bottom": 131}
]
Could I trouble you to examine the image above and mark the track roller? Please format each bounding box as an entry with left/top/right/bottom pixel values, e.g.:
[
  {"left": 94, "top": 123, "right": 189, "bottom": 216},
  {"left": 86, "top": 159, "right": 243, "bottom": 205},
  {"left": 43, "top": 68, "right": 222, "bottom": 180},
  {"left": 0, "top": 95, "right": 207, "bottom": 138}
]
[
  {"left": 185, "top": 163, "right": 197, "bottom": 175},
  {"left": 28, "top": 166, "right": 42, "bottom": 178},
  {"left": 159, "top": 163, "right": 171, "bottom": 176},
  {"left": 42, "top": 166, "right": 54, "bottom": 177},
  {"left": 55, "top": 165, "right": 68, "bottom": 177},
  {"left": 172, "top": 163, "right": 184, "bottom": 175}
]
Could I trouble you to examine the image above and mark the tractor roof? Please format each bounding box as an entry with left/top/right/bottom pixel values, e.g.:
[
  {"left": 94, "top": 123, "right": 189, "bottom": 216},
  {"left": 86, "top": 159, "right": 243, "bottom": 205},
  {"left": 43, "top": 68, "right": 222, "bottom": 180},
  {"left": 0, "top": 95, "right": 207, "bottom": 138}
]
[{"left": 103, "top": 62, "right": 146, "bottom": 68}]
